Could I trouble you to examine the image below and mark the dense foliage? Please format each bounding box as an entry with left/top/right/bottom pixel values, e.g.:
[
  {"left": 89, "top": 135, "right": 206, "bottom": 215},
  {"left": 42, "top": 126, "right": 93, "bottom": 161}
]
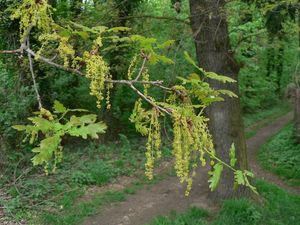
[
  {"left": 0, "top": 0, "right": 299, "bottom": 224},
  {"left": 0, "top": 0, "right": 260, "bottom": 196}
]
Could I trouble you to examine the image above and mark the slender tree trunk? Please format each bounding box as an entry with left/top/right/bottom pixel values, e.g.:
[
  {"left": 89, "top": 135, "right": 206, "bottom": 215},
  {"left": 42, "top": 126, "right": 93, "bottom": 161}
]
[
  {"left": 276, "top": 45, "right": 284, "bottom": 94},
  {"left": 103, "top": 0, "right": 141, "bottom": 138},
  {"left": 294, "top": 6, "right": 300, "bottom": 143},
  {"left": 294, "top": 89, "right": 300, "bottom": 142},
  {"left": 266, "top": 37, "right": 276, "bottom": 79},
  {"left": 0, "top": 136, "right": 6, "bottom": 172},
  {"left": 189, "top": 0, "right": 249, "bottom": 200}
]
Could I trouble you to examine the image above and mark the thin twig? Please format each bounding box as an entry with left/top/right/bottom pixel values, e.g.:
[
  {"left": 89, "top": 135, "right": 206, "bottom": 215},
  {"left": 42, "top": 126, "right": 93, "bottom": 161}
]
[
  {"left": 128, "top": 83, "right": 171, "bottom": 115},
  {"left": 0, "top": 49, "right": 22, "bottom": 54},
  {"left": 27, "top": 39, "right": 42, "bottom": 109},
  {"left": 135, "top": 56, "right": 148, "bottom": 81},
  {"left": 26, "top": 48, "right": 85, "bottom": 76}
]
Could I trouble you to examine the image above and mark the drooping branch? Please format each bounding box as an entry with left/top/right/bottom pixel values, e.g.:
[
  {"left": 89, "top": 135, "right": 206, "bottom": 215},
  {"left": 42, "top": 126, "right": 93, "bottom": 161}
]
[
  {"left": 1, "top": 47, "right": 167, "bottom": 84},
  {"left": 0, "top": 45, "right": 176, "bottom": 115}
]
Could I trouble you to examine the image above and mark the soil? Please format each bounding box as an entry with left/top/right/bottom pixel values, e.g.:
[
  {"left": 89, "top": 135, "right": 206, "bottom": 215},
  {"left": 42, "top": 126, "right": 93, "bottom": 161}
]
[
  {"left": 247, "top": 112, "right": 300, "bottom": 195},
  {"left": 82, "top": 112, "right": 300, "bottom": 225}
]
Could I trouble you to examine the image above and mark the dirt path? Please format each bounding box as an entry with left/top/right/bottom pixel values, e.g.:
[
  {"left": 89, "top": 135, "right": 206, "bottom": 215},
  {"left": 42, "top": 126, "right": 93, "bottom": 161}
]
[
  {"left": 82, "top": 112, "right": 299, "bottom": 225},
  {"left": 247, "top": 112, "right": 300, "bottom": 195}
]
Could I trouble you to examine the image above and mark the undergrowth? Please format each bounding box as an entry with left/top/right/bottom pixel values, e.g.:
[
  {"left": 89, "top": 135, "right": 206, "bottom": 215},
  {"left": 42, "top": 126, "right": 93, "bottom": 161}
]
[
  {"left": 258, "top": 123, "right": 300, "bottom": 186},
  {"left": 0, "top": 107, "right": 292, "bottom": 224},
  {"left": 0, "top": 135, "right": 172, "bottom": 224}
]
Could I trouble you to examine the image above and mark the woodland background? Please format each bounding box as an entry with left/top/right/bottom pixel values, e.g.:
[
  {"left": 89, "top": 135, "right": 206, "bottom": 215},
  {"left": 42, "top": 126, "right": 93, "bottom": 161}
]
[{"left": 0, "top": 0, "right": 300, "bottom": 224}]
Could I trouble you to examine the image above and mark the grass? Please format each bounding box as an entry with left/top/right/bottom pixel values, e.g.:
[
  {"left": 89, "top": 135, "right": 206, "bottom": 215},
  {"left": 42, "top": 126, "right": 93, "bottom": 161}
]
[
  {"left": 38, "top": 190, "right": 126, "bottom": 225},
  {"left": 147, "top": 180, "right": 300, "bottom": 225},
  {"left": 258, "top": 123, "right": 300, "bottom": 186},
  {"left": 34, "top": 167, "right": 173, "bottom": 225},
  {"left": 243, "top": 102, "right": 291, "bottom": 138},
  {"left": 1, "top": 103, "right": 292, "bottom": 224},
  {"left": 147, "top": 207, "right": 209, "bottom": 225},
  {"left": 0, "top": 134, "right": 174, "bottom": 225}
]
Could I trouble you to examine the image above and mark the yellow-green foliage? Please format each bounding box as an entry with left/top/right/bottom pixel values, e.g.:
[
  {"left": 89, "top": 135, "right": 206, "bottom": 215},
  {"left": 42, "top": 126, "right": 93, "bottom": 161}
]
[
  {"left": 84, "top": 51, "right": 111, "bottom": 109},
  {"left": 38, "top": 32, "right": 75, "bottom": 67},
  {"left": 13, "top": 101, "right": 107, "bottom": 174},
  {"left": 129, "top": 52, "right": 257, "bottom": 195},
  {"left": 10, "top": 1, "right": 257, "bottom": 195},
  {"left": 11, "top": 0, "right": 53, "bottom": 41}
]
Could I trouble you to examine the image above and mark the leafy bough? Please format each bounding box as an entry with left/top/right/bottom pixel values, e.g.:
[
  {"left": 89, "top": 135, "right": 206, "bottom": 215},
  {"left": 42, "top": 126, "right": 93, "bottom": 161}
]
[
  {"left": 1, "top": 0, "right": 257, "bottom": 195},
  {"left": 13, "top": 101, "right": 106, "bottom": 174}
]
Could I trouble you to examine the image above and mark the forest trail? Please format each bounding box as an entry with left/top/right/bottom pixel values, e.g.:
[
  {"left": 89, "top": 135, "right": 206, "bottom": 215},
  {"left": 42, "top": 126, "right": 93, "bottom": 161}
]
[
  {"left": 82, "top": 112, "right": 299, "bottom": 225},
  {"left": 247, "top": 111, "right": 300, "bottom": 195}
]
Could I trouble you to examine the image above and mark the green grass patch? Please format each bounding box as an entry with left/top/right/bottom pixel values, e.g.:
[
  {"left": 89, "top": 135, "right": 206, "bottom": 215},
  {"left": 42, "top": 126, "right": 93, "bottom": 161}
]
[
  {"left": 258, "top": 123, "right": 300, "bottom": 186},
  {"left": 147, "top": 180, "right": 300, "bottom": 225},
  {"left": 147, "top": 207, "right": 209, "bottom": 225},
  {"left": 39, "top": 190, "right": 126, "bottom": 225}
]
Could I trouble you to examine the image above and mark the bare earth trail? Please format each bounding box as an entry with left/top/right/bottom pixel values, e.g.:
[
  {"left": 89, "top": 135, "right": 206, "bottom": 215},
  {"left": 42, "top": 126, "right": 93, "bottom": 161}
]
[{"left": 82, "top": 112, "right": 300, "bottom": 225}]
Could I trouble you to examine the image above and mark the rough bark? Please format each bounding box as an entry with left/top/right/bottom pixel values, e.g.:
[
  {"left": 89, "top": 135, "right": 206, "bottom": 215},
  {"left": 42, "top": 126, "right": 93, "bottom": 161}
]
[
  {"left": 189, "top": 0, "right": 249, "bottom": 200},
  {"left": 0, "top": 136, "right": 7, "bottom": 172},
  {"left": 294, "top": 88, "right": 300, "bottom": 142},
  {"left": 295, "top": 7, "right": 300, "bottom": 143}
]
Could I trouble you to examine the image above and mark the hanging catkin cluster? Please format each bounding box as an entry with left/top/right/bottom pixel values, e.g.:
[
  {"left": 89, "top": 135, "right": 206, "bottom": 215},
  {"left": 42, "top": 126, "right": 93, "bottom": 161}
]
[
  {"left": 84, "top": 51, "right": 111, "bottom": 109},
  {"left": 172, "top": 110, "right": 214, "bottom": 195},
  {"left": 11, "top": 0, "right": 53, "bottom": 41},
  {"left": 130, "top": 86, "right": 217, "bottom": 195},
  {"left": 38, "top": 33, "right": 75, "bottom": 67},
  {"left": 145, "top": 108, "right": 162, "bottom": 179}
]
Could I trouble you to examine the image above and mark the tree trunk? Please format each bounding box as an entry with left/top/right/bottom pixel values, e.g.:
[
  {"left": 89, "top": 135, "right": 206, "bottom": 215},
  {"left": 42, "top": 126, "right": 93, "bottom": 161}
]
[
  {"left": 0, "top": 136, "right": 7, "bottom": 172},
  {"left": 189, "top": 0, "right": 249, "bottom": 200},
  {"left": 294, "top": 7, "right": 300, "bottom": 143},
  {"left": 294, "top": 88, "right": 300, "bottom": 142}
]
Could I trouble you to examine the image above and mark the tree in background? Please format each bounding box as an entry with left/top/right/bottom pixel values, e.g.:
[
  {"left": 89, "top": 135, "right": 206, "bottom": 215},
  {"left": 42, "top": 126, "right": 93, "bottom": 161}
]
[
  {"left": 293, "top": 2, "right": 300, "bottom": 142},
  {"left": 189, "top": 0, "right": 249, "bottom": 200}
]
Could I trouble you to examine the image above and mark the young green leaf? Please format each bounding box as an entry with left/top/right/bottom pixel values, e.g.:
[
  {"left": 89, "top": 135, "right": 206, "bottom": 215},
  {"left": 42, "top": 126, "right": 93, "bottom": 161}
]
[
  {"left": 234, "top": 170, "right": 245, "bottom": 185},
  {"left": 205, "top": 72, "right": 236, "bottom": 83},
  {"left": 208, "top": 163, "right": 224, "bottom": 191},
  {"left": 218, "top": 89, "right": 238, "bottom": 98},
  {"left": 53, "top": 100, "right": 67, "bottom": 113},
  {"left": 68, "top": 122, "right": 107, "bottom": 139},
  {"left": 229, "top": 143, "right": 237, "bottom": 167}
]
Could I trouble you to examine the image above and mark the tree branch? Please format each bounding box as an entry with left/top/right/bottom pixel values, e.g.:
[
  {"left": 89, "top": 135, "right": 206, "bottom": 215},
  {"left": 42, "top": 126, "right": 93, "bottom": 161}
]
[
  {"left": 0, "top": 46, "right": 176, "bottom": 114},
  {"left": 128, "top": 83, "right": 172, "bottom": 115},
  {"left": 0, "top": 49, "right": 22, "bottom": 54},
  {"left": 135, "top": 55, "right": 148, "bottom": 81},
  {"left": 27, "top": 40, "right": 42, "bottom": 109},
  {"left": 113, "top": 15, "right": 190, "bottom": 25}
]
